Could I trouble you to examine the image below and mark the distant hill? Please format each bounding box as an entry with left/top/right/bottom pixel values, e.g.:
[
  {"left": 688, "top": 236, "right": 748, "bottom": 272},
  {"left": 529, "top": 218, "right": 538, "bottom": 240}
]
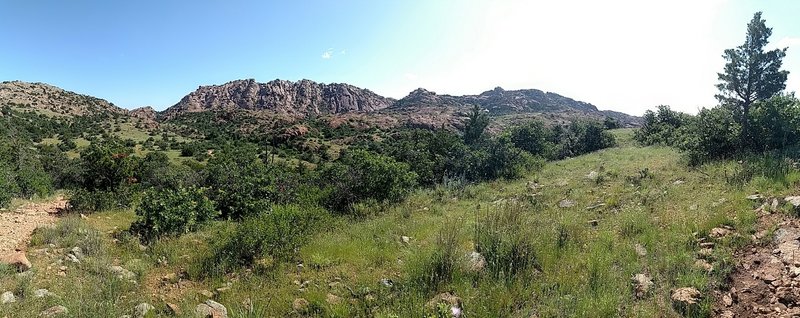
[
  {"left": 0, "top": 81, "right": 127, "bottom": 117},
  {"left": 162, "top": 79, "right": 642, "bottom": 127}
]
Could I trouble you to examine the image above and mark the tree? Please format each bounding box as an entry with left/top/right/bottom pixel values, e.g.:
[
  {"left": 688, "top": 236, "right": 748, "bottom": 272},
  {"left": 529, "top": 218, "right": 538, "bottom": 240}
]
[
  {"left": 463, "top": 105, "right": 489, "bottom": 145},
  {"left": 716, "top": 12, "right": 789, "bottom": 147}
]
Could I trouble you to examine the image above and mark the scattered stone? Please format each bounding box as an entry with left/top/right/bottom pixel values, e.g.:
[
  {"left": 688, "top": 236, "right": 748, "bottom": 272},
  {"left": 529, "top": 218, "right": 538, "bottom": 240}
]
[
  {"left": 425, "top": 292, "right": 463, "bottom": 315},
  {"left": 694, "top": 259, "right": 713, "bottom": 273},
  {"left": 109, "top": 265, "right": 136, "bottom": 280},
  {"left": 165, "top": 302, "right": 181, "bottom": 316},
  {"left": 719, "top": 310, "right": 735, "bottom": 318},
  {"left": 699, "top": 242, "right": 715, "bottom": 248},
  {"left": 698, "top": 248, "right": 714, "bottom": 258},
  {"left": 70, "top": 246, "right": 84, "bottom": 260},
  {"left": 162, "top": 273, "right": 178, "bottom": 284},
  {"left": 198, "top": 290, "right": 214, "bottom": 298},
  {"left": 723, "top": 293, "right": 733, "bottom": 307},
  {"left": 773, "top": 228, "right": 800, "bottom": 244},
  {"left": 401, "top": 236, "right": 411, "bottom": 245},
  {"left": 631, "top": 273, "right": 653, "bottom": 298},
  {"left": 293, "top": 298, "right": 309, "bottom": 312},
  {"left": 673, "top": 180, "right": 685, "bottom": 185},
  {"left": 34, "top": 289, "right": 55, "bottom": 298},
  {"left": 709, "top": 227, "right": 731, "bottom": 239},
  {"left": 747, "top": 194, "right": 765, "bottom": 201},
  {"left": 466, "top": 251, "right": 486, "bottom": 272},
  {"left": 785, "top": 196, "right": 800, "bottom": 209},
  {"left": 586, "top": 171, "right": 599, "bottom": 181},
  {"left": 558, "top": 199, "right": 576, "bottom": 208},
  {"left": 326, "top": 293, "right": 342, "bottom": 305},
  {"left": 215, "top": 286, "right": 231, "bottom": 294},
  {"left": 0, "top": 251, "right": 32, "bottom": 272},
  {"left": 133, "top": 303, "right": 154, "bottom": 318},
  {"left": 772, "top": 198, "right": 780, "bottom": 212},
  {"left": 66, "top": 253, "right": 80, "bottom": 264},
  {"left": 195, "top": 300, "right": 227, "bottom": 318},
  {"left": 380, "top": 278, "right": 394, "bottom": 288},
  {"left": 634, "top": 244, "right": 648, "bottom": 257},
  {"left": 587, "top": 219, "right": 599, "bottom": 227},
  {"left": 671, "top": 287, "right": 701, "bottom": 313},
  {"left": 39, "top": 305, "right": 68, "bottom": 317},
  {"left": 758, "top": 257, "right": 784, "bottom": 282},
  {"left": 1, "top": 291, "right": 15, "bottom": 304}
]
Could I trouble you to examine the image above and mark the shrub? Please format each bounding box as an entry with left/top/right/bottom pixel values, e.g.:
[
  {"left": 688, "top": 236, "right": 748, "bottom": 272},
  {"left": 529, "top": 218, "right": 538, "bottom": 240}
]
[
  {"left": 0, "top": 165, "right": 17, "bottom": 207},
  {"left": 319, "top": 149, "right": 418, "bottom": 213},
  {"left": 508, "top": 120, "right": 557, "bottom": 159},
  {"left": 205, "top": 144, "right": 275, "bottom": 219},
  {"left": 681, "top": 106, "right": 740, "bottom": 165},
  {"left": 130, "top": 187, "right": 218, "bottom": 243},
  {"left": 200, "top": 204, "right": 328, "bottom": 276},
  {"left": 68, "top": 187, "right": 137, "bottom": 213},
  {"left": 634, "top": 105, "right": 693, "bottom": 146}
]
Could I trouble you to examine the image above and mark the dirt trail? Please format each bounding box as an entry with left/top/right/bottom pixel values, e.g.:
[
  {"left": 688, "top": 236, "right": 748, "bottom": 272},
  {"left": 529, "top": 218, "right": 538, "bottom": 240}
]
[
  {"left": 713, "top": 197, "right": 800, "bottom": 317},
  {"left": 0, "top": 196, "right": 66, "bottom": 254}
]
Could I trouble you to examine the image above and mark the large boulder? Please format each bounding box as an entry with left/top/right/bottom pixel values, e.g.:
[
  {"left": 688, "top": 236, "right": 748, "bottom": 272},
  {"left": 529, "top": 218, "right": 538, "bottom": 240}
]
[
  {"left": 195, "top": 300, "right": 227, "bottom": 318},
  {"left": 1, "top": 291, "right": 16, "bottom": 304},
  {"left": 671, "top": 287, "right": 701, "bottom": 315},
  {"left": 631, "top": 274, "right": 653, "bottom": 299}
]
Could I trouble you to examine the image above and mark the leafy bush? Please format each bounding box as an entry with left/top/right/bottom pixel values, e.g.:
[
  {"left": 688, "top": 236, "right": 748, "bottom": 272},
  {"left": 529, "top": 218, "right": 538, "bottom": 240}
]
[
  {"left": 204, "top": 144, "right": 276, "bottom": 219},
  {"left": 634, "top": 105, "right": 693, "bottom": 146},
  {"left": 199, "top": 204, "right": 328, "bottom": 276},
  {"left": 68, "top": 188, "right": 137, "bottom": 213},
  {"left": 508, "top": 120, "right": 557, "bottom": 159},
  {"left": 681, "top": 106, "right": 740, "bottom": 165},
  {"left": 319, "top": 149, "right": 418, "bottom": 213},
  {"left": 130, "top": 187, "right": 218, "bottom": 243}
]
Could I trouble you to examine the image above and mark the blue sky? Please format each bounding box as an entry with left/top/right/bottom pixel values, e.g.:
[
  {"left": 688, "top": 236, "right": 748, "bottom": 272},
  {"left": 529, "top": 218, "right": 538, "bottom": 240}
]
[{"left": 1, "top": 1, "right": 799, "bottom": 115}]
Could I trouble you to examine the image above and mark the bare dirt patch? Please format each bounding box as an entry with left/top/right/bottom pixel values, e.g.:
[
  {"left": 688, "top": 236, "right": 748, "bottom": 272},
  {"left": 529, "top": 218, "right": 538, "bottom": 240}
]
[
  {"left": 713, "top": 198, "right": 800, "bottom": 317},
  {"left": 0, "top": 196, "right": 66, "bottom": 254}
]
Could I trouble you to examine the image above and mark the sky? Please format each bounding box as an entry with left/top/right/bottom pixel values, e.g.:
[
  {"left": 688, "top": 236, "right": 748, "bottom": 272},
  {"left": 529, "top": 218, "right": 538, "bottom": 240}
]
[{"left": 1, "top": 0, "right": 799, "bottom": 115}]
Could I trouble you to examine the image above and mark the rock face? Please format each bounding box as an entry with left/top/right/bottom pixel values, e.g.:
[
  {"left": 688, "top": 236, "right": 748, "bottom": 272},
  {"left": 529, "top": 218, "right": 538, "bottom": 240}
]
[{"left": 163, "top": 79, "right": 395, "bottom": 119}]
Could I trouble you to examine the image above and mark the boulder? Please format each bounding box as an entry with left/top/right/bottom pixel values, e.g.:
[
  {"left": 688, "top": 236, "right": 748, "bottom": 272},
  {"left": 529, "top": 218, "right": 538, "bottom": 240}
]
[
  {"left": 709, "top": 227, "right": 730, "bottom": 239},
  {"left": 0, "top": 251, "right": 32, "bottom": 272}
]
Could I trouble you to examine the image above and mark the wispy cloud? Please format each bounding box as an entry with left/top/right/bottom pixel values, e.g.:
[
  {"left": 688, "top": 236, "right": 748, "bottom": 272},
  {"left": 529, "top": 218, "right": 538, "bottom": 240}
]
[
  {"left": 321, "top": 48, "right": 334, "bottom": 59},
  {"left": 775, "top": 37, "right": 800, "bottom": 49}
]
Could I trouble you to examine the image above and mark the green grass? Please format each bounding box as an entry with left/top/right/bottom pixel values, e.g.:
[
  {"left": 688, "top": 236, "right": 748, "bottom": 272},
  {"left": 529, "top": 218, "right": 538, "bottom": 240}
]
[{"left": 3, "top": 134, "right": 797, "bottom": 317}]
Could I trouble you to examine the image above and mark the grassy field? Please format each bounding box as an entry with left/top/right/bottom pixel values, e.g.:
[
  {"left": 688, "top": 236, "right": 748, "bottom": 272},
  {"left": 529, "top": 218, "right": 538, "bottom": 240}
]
[{"left": 2, "top": 129, "right": 796, "bottom": 317}]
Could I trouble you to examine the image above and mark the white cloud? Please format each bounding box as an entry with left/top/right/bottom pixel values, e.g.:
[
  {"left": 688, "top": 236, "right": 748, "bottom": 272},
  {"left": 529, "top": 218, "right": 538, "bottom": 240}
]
[
  {"left": 775, "top": 37, "right": 800, "bottom": 49},
  {"left": 321, "top": 48, "right": 333, "bottom": 59}
]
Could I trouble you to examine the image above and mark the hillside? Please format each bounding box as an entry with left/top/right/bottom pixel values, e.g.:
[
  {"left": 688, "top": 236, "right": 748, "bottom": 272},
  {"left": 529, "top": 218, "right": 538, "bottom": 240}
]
[{"left": 0, "top": 81, "right": 127, "bottom": 117}]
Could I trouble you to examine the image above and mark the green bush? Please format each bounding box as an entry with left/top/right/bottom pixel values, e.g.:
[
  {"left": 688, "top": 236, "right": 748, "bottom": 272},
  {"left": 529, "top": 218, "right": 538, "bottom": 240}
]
[
  {"left": 205, "top": 144, "right": 275, "bottom": 219},
  {"left": 68, "top": 187, "right": 137, "bottom": 213},
  {"left": 508, "top": 120, "right": 557, "bottom": 159},
  {"left": 320, "top": 149, "right": 418, "bottom": 213},
  {"left": 199, "top": 204, "right": 328, "bottom": 276},
  {"left": 634, "top": 105, "right": 693, "bottom": 147},
  {"left": 130, "top": 187, "right": 218, "bottom": 243},
  {"left": 0, "top": 165, "right": 18, "bottom": 207},
  {"left": 681, "top": 106, "right": 740, "bottom": 165}
]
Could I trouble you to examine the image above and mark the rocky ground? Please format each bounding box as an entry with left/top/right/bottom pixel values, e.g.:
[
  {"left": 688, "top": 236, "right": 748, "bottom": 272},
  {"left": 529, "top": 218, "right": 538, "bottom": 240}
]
[
  {"left": 712, "top": 196, "right": 800, "bottom": 317},
  {"left": 0, "top": 197, "right": 64, "bottom": 254}
]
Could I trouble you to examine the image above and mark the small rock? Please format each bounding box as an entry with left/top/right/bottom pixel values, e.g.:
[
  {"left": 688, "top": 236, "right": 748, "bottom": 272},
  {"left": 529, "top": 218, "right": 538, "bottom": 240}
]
[
  {"left": 709, "top": 227, "right": 731, "bottom": 239},
  {"left": 722, "top": 293, "right": 733, "bottom": 307},
  {"left": 198, "top": 290, "right": 214, "bottom": 298},
  {"left": 293, "top": 298, "right": 309, "bottom": 312},
  {"left": 134, "top": 303, "right": 154, "bottom": 318},
  {"left": 39, "top": 305, "right": 68, "bottom": 317},
  {"left": 634, "top": 244, "right": 648, "bottom": 257},
  {"left": 466, "top": 251, "right": 486, "bottom": 272},
  {"left": 401, "top": 236, "right": 411, "bottom": 245},
  {"left": 587, "top": 219, "right": 599, "bottom": 227},
  {"left": 699, "top": 242, "right": 715, "bottom": 248},
  {"left": 425, "top": 292, "right": 463, "bottom": 315},
  {"left": 109, "top": 266, "right": 136, "bottom": 280},
  {"left": 559, "top": 199, "right": 576, "bottom": 208},
  {"left": 671, "top": 287, "right": 701, "bottom": 313},
  {"left": 66, "top": 253, "right": 80, "bottom": 264},
  {"left": 772, "top": 198, "right": 780, "bottom": 211},
  {"left": 162, "top": 273, "right": 178, "bottom": 284},
  {"left": 215, "top": 286, "right": 231, "bottom": 294},
  {"left": 747, "top": 194, "right": 765, "bottom": 201},
  {"left": 631, "top": 273, "right": 653, "bottom": 298},
  {"left": 70, "top": 246, "right": 84, "bottom": 260},
  {"left": 785, "top": 196, "right": 800, "bottom": 208},
  {"left": 586, "top": 171, "right": 599, "bottom": 181},
  {"left": 165, "top": 302, "right": 181, "bottom": 316},
  {"left": 34, "top": 289, "right": 55, "bottom": 298},
  {"left": 673, "top": 180, "right": 685, "bottom": 185},
  {"left": 195, "top": 300, "right": 227, "bottom": 318},
  {"left": 1, "top": 291, "right": 15, "bottom": 304},
  {"left": 719, "top": 310, "right": 735, "bottom": 318},
  {"left": 694, "top": 259, "right": 713, "bottom": 273},
  {"left": 380, "top": 278, "right": 394, "bottom": 288},
  {"left": 326, "top": 293, "right": 342, "bottom": 305}
]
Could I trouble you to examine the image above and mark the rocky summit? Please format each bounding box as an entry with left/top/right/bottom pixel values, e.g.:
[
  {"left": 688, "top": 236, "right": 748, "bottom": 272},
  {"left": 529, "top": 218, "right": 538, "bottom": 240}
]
[{"left": 161, "top": 79, "right": 396, "bottom": 119}]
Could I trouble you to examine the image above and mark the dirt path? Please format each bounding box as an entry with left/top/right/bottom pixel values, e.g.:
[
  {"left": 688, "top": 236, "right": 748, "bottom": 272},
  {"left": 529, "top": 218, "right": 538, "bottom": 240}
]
[
  {"left": 0, "top": 196, "right": 66, "bottom": 254},
  {"left": 713, "top": 197, "right": 800, "bottom": 317}
]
